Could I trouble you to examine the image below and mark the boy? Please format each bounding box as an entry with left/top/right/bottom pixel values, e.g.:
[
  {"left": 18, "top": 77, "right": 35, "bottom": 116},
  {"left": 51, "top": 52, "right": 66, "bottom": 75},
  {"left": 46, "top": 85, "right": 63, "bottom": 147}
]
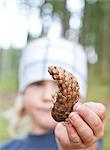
[{"left": 0, "top": 37, "right": 106, "bottom": 150}]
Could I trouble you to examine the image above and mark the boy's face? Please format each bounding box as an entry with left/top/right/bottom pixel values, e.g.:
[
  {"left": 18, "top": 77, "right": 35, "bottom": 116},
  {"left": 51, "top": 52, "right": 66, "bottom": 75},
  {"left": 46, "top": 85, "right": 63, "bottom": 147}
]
[{"left": 23, "top": 80, "right": 58, "bottom": 133}]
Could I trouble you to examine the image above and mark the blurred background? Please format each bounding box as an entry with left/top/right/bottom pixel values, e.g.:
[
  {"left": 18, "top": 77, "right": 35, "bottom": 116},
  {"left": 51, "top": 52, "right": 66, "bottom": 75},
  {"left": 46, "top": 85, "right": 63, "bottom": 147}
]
[{"left": 0, "top": 0, "right": 110, "bottom": 149}]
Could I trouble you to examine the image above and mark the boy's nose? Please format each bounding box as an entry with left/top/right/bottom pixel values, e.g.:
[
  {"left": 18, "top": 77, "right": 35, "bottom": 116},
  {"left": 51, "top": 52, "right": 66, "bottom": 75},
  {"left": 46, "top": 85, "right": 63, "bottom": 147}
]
[
  {"left": 43, "top": 84, "right": 55, "bottom": 102},
  {"left": 43, "top": 93, "right": 51, "bottom": 102}
]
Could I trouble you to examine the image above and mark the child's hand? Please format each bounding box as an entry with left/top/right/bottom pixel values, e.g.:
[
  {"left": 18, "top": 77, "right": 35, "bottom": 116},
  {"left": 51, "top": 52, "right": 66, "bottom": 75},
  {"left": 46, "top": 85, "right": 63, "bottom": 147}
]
[{"left": 55, "top": 102, "right": 106, "bottom": 150}]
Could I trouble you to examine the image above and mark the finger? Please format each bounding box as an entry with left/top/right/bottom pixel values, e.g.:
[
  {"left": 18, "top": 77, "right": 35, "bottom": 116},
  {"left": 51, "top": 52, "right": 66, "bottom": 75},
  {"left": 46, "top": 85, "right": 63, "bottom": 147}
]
[
  {"left": 55, "top": 123, "right": 70, "bottom": 148},
  {"left": 84, "top": 102, "right": 106, "bottom": 122},
  {"left": 65, "top": 120, "right": 83, "bottom": 147},
  {"left": 68, "top": 112, "right": 95, "bottom": 145},
  {"left": 73, "top": 103, "right": 103, "bottom": 137}
]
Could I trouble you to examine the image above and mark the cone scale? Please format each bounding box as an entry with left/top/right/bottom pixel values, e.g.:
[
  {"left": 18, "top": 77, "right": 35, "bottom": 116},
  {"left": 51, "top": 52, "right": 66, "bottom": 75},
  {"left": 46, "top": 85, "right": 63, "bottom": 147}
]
[{"left": 48, "top": 66, "right": 80, "bottom": 122}]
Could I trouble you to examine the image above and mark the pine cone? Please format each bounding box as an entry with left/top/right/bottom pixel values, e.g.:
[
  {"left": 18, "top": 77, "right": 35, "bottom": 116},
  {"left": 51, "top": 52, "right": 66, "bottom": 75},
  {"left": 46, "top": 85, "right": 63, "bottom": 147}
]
[{"left": 48, "top": 66, "right": 80, "bottom": 122}]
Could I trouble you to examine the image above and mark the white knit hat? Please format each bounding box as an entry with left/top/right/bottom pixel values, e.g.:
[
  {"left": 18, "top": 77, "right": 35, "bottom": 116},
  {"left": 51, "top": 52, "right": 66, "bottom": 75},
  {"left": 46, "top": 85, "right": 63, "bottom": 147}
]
[{"left": 19, "top": 37, "right": 87, "bottom": 98}]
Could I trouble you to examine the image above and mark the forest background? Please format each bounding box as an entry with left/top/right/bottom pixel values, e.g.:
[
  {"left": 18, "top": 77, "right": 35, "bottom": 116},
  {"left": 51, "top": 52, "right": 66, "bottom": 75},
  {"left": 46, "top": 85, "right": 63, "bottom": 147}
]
[{"left": 0, "top": 0, "right": 110, "bottom": 149}]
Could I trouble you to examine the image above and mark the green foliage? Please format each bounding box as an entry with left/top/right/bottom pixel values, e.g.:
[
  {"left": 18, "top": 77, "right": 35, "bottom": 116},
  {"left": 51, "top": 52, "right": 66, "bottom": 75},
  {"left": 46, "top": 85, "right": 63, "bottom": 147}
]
[
  {"left": 63, "top": 111, "right": 69, "bottom": 119},
  {"left": 80, "top": 1, "right": 110, "bottom": 82},
  {"left": 48, "top": 0, "right": 65, "bottom": 12},
  {"left": 104, "top": 107, "right": 110, "bottom": 150},
  {"left": 87, "top": 65, "right": 110, "bottom": 103},
  {"left": 87, "top": 66, "right": 110, "bottom": 150},
  {"left": 51, "top": 92, "right": 58, "bottom": 100},
  {"left": 0, "top": 116, "right": 11, "bottom": 143},
  {"left": 0, "top": 73, "right": 18, "bottom": 93}
]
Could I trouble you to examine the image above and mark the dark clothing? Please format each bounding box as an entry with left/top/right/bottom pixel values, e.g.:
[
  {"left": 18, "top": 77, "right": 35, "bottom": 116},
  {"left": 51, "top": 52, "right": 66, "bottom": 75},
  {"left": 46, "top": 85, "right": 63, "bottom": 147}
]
[
  {"left": 97, "top": 138, "right": 103, "bottom": 150},
  {"left": 0, "top": 131, "right": 58, "bottom": 150},
  {"left": 0, "top": 132, "right": 102, "bottom": 150}
]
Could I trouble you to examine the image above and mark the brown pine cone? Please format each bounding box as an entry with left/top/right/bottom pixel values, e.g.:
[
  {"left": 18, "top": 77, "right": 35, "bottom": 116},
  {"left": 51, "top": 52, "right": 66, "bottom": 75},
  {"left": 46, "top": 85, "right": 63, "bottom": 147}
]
[{"left": 48, "top": 66, "right": 80, "bottom": 122}]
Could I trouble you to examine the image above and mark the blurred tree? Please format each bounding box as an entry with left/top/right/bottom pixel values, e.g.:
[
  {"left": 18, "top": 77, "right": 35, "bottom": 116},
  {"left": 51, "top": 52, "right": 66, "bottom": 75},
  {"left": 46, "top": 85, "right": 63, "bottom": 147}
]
[
  {"left": 101, "top": 2, "right": 110, "bottom": 81},
  {"left": 80, "top": 1, "right": 110, "bottom": 82},
  {"left": 48, "top": 0, "right": 69, "bottom": 35},
  {"left": 18, "top": 0, "right": 69, "bottom": 36},
  {"left": 1, "top": 0, "right": 110, "bottom": 82}
]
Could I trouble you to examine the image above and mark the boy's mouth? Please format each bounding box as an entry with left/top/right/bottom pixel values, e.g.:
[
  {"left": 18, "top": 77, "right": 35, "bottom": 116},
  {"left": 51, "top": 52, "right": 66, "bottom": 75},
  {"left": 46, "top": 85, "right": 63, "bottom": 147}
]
[{"left": 37, "top": 107, "right": 52, "bottom": 112}]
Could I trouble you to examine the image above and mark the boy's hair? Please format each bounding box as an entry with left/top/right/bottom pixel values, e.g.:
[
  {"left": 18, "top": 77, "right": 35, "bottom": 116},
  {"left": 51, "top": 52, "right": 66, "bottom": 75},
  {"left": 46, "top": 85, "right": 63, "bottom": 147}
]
[
  {"left": 7, "top": 94, "right": 31, "bottom": 138},
  {"left": 19, "top": 37, "right": 87, "bottom": 98}
]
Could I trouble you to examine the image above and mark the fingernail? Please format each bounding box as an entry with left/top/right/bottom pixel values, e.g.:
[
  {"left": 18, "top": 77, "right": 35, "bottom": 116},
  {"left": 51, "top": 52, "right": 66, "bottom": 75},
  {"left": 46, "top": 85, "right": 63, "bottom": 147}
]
[
  {"left": 73, "top": 102, "right": 82, "bottom": 111},
  {"left": 69, "top": 112, "right": 77, "bottom": 120}
]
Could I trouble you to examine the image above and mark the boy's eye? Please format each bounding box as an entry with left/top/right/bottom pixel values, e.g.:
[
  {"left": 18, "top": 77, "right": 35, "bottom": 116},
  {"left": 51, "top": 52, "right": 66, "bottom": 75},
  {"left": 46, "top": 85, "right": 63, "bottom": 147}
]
[
  {"left": 36, "top": 82, "right": 44, "bottom": 86},
  {"left": 31, "top": 81, "right": 44, "bottom": 86}
]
